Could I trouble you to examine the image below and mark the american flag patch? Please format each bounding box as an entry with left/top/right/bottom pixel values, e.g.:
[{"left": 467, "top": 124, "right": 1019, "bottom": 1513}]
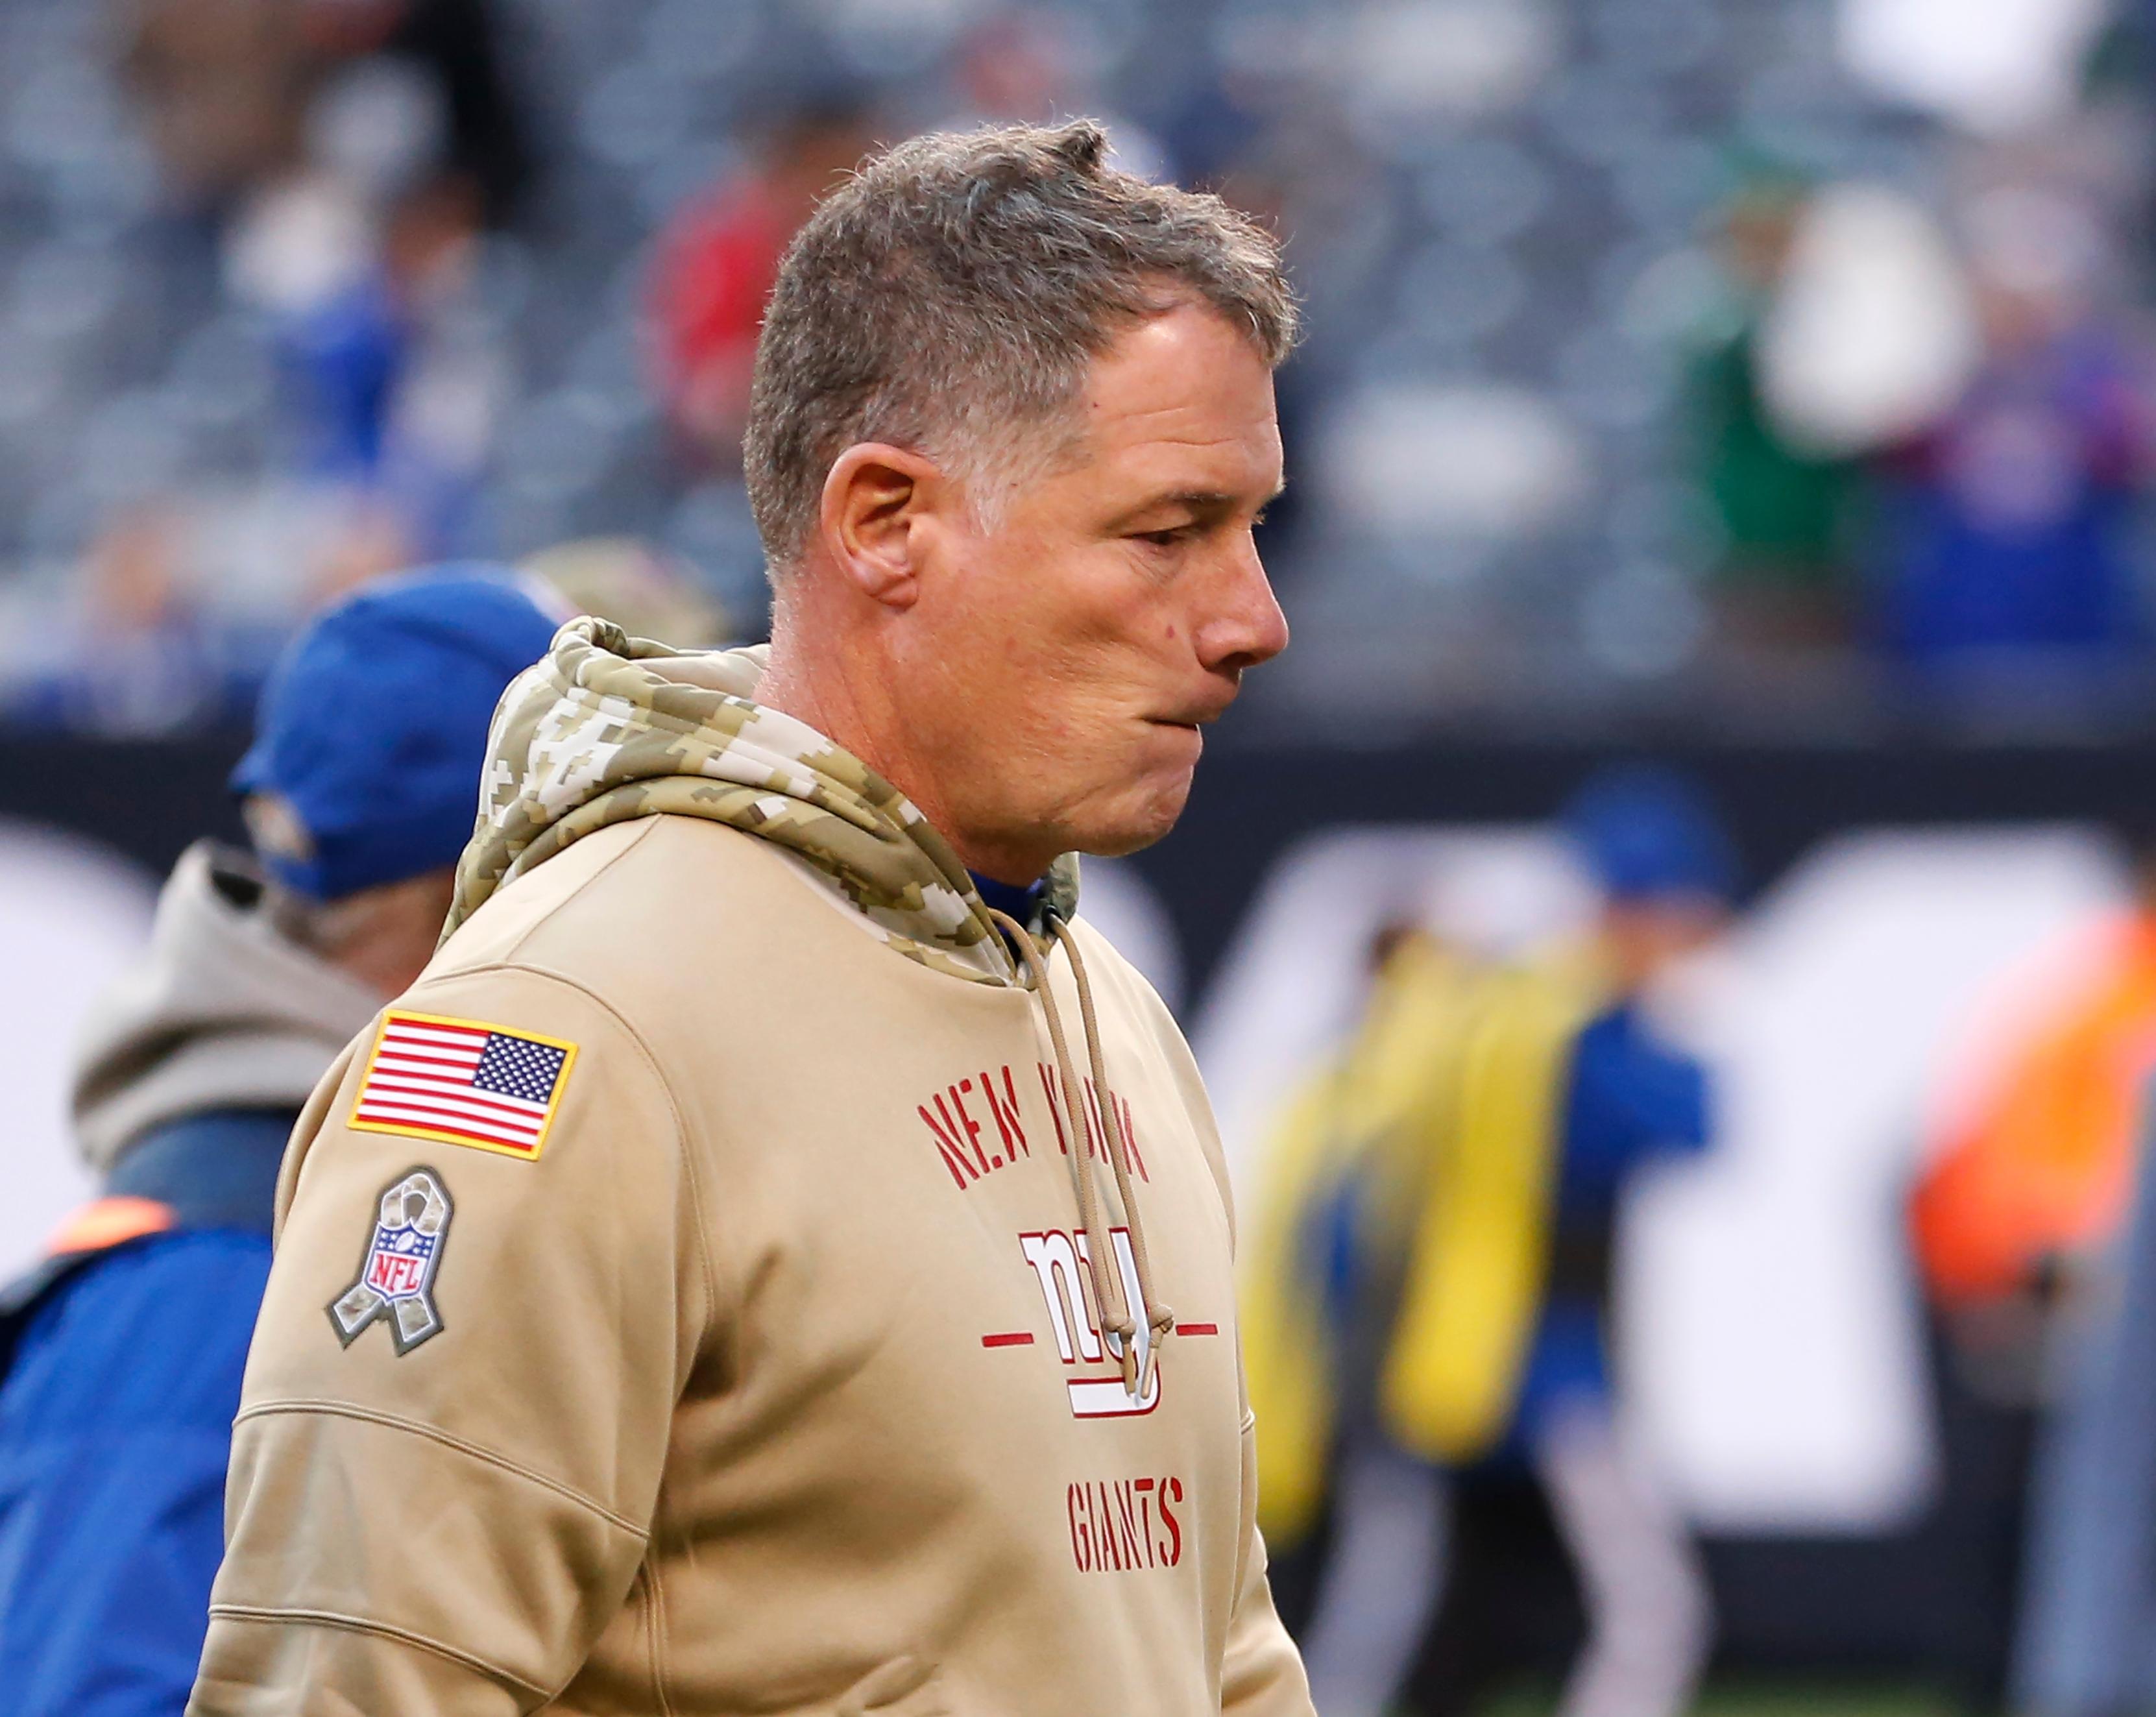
[{"left": 348, "top": 1010, "right": 577, "bottom": 1161}]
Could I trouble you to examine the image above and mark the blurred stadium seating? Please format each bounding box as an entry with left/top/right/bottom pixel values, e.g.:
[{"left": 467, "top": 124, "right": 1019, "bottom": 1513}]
[{"left": 3, "top": 0, "right": 2148, "bottom": 738}]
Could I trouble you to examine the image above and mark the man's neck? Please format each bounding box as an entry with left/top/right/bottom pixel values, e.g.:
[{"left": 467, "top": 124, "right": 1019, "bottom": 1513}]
[
  {"left": 755, "top": 629, "right": 862, "bottom": 777},
  {"left": 758, "top": 623, "right": 1048, "bottom": 888}
]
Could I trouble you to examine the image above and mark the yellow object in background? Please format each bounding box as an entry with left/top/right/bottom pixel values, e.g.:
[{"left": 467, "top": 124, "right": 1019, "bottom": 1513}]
[
  {"left": 1378, "top": 959, "right": 1599, "bottom": 1465},
  {"left": 1242, "top": 936, "right": 1602, "bottom": 1544}
]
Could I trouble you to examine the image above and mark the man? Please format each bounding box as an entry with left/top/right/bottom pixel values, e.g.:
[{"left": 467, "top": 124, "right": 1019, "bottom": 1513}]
[
  {"left": 1247, "top": 767, "right": 1728, "bottom": 1717},
  {"left": 0, "top": 569, "right": 564, "bottom": 1714},
  {"left": 189, "top": 121, "right": 1313, "bottom": 1714}
]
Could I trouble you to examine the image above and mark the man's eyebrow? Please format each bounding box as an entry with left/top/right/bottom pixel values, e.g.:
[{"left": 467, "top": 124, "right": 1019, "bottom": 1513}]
[
  {"left": 1111, "top": 481, "right": 1287, "bottom": 526},
  {"left": 1161, "top": 489, "right": 1237, "bottom": 515}
]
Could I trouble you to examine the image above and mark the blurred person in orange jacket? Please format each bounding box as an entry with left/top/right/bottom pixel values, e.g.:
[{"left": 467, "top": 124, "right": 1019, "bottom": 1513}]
[
  {"left": 1913, "top": 830, "right": 2156, "bottom": 1325},
  {"left": 1908, "top": 822, "right": 2156, "bottom": 1712}
]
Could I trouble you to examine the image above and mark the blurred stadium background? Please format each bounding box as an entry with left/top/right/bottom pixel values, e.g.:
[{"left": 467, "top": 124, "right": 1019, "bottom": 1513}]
[{"left": 9, "top": 1, "right": 2156, "bottom": 1713}]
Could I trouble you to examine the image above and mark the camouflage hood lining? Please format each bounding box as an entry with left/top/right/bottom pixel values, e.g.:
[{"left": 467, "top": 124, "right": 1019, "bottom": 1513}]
[{"left": 445, "top": 617, "right": 1079, "bottom": 985}]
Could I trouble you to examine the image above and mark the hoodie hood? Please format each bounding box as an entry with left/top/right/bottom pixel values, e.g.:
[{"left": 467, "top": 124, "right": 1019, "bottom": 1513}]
[
  {"left": 446, "top": 618, "right": 1080, "bottom": 984},
  {"left": 72, "top": 842, "right": 385, "bottom": 1174}
]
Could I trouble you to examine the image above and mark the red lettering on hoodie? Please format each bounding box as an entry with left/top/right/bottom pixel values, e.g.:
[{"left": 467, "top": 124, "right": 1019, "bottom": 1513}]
[
  {"left": 1159, "top": 1475, "right": 1183, "bottom": 1567},
  {"left": 980, "top": 1066, "right": 1028, "bottom": 1161},
  {"left": 1065, "top": 1475, "right": 1186, "bottom": 1573},
  {"left": 924, "top": 1065, "right": 1141, "bottom": 1193},
  {"left": 918, "top": 1098, "right": 977, "bottom": 1189},
  {"left": 1037, "top": 1062, "right": 1072, "bottom": 1155},
  {"left": 1036, "top": 1067, "right": 1150, "bottom": 1183},
  {"left": 919, "top": 1066, "right": 1031, "bottom": 1187},
  {"left": 947, "top": 1080, "right": 991, "bottom": 1170},
  {"left": 1068, "top": 1485, "right": 1093, "bottom": 1572},
  {"left": 1082, "top": 1081, "right": 1111, "bottom": 1171},
  {"left": 1114, "top": 1483, "right": 1142, "bottom": 1568}
]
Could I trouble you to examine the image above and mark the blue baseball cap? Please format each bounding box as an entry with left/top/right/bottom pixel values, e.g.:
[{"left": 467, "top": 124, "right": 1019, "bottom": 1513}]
[
  {"left": 1560, "top": 764, "right": 1739, "bottom": 905},
  {"left": 233, "top": 566, "right": 568, "bottom": 901}
]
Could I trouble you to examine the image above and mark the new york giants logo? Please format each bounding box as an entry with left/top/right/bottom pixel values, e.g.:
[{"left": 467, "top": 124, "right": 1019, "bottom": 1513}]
[{"left": 1018, "top": 1226, "right": 1160, "bottom": 1418}]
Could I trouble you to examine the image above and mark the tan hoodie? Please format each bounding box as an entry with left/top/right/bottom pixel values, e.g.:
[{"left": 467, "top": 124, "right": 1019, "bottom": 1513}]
[{"left": 189, "top": 621, "right": 1314, "bottom": 1716}]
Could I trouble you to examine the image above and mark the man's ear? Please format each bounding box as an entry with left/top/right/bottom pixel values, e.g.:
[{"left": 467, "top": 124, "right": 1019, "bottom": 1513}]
[{"left": 817, "top": 443, "right": 947, "bottom": 610}]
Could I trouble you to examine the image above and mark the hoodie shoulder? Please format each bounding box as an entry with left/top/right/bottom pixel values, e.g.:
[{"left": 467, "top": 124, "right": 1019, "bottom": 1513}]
[
  {"left": 428, "top": 814, "right": 851, "bottom": 1000},
  {"left": 1061, "top": 914, "right": 1184, "bottom": 1053},
  {"left": 428, "top": 818, "right": 666, "bottom": 975}
]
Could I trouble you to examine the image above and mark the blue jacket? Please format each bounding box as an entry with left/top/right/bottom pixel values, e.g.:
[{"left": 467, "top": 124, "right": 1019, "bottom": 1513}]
[
  {"left": 0, "top": 1110, "right": 289, "bottom": 1716},
  {"left": 1503, "top": 1001, "right": 1711, "bottom": 1447}
]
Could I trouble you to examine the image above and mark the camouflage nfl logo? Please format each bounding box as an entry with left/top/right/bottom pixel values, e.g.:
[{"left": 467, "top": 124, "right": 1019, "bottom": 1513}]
[{"left": 330, "top": 1167, "right": 454, "bottom": 1356}]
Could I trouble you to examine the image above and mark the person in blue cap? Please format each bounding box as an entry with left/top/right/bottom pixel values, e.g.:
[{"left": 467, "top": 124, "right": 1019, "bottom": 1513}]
[
  {"left": 1254, "top": 766, "right": 1734, "bottom": 1717},
  {"left": 1393, "top": 764, "right": 1733, "bottom": 1717},
  {"left": 0, "top": 566, "right": 564, "bottom": 1717}
]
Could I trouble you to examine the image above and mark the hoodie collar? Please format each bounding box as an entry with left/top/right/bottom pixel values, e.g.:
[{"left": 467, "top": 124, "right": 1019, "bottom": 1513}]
[
  {"left": 970, "top": 871, "right": 1047, "bottom": 929},
  {"left": 448, "top": 618, "right": 1079, "bottom": 984}
]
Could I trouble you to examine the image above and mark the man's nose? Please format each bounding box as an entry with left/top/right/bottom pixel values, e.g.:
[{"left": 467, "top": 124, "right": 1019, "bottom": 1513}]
[{"left": 1194, "top": 539, "right": 1290, "bottom": 674}]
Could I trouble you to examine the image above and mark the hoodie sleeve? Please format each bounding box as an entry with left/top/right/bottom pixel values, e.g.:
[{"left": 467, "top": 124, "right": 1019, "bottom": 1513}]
[
  {"left": 188, "top": 965, "right": 717, "bottom": 1716},
  {"left": 1221, "top": 1406, "right": 1319, "bottom": 1716}
]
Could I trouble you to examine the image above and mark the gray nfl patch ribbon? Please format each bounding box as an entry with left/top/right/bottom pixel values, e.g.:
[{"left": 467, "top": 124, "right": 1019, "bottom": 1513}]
[{"left": 329, "top": 1167, "right": 454, "bottom": 1355}]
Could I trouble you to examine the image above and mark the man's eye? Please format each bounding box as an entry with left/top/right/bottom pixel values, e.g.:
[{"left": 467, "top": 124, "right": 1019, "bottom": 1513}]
[{"left": 1135, "top": 527, "right": 1189, "bottom": 548}]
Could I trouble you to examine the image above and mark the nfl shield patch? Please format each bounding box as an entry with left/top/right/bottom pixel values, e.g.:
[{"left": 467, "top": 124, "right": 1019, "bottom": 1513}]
[{"left": 330, "top": 1167, "right": 454, "bottom": 1355}]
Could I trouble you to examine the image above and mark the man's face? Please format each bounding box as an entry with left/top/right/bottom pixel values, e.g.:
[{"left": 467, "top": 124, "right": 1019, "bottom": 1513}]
[
  {"left": 1600, "top": 895, "right": 1728, "bottom": 992},
  {"left": 897, "top": 302, "right": 1288, "bottom": 879}
]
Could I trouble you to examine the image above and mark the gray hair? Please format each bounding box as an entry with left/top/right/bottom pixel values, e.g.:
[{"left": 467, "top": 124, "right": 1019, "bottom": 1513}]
[{"left": 743, "top": 119, "right": 1298, "bottom": 576}]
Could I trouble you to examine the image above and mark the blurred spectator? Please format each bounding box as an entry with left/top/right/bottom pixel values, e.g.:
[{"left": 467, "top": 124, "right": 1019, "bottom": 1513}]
[
  {"left": 1869, "top": 183, "right": 2155, "bottom": 675},
  {"left": 1248, "top": 766, "right": 1733, "bottom": 1717},
  {"left": 0, "top": 568, "right": 563, "bottom": 1717},
  {"left": 121, "top": 0, "right": 311, "bottom": 215},
  {"left": 6, "top": 501, "right": 247, "bottom": 735},
  {"left": 276, "top": 167, "right": 506, "bottom": 559},
  {"left": 300, "top": 0, "right": 535, "bottom": 226},
  {"left": 1908, "top": 816, "right": 2156, "bottom": 1710},
  {"left": 1243, "top": 919, "right": 1454, "bottom": 1586},
  {"left": 1915, "top": 828, "right": 2156, "bottom": 1312},
  {"left": 123, "top": 0, "right": 531, "bottom": 224},
  {"left": 307, "top": 487, "right": 426, "bottom": 602},
  {"left": 647, "top": 99, "right": 878, "bottom": 468},
  {"left": 128, "top": 0, "right": 537, "bottom": 583},
  {"left": 1688, "top": 175, "right": 1867, "bottom": 649}
]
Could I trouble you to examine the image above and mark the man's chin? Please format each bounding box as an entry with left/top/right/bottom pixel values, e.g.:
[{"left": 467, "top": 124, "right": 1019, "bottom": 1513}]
[{"left": 1071, "top": 773, "right": 1197, "bottom": 859}]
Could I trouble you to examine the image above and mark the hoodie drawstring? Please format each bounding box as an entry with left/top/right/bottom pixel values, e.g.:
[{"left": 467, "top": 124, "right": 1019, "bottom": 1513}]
[
  {"left": 984, "top": 906, "right": 1175, "bottom": 1397},
  {"left": 1046, "top": 914, "right": 1176, "bottom": 1391}
]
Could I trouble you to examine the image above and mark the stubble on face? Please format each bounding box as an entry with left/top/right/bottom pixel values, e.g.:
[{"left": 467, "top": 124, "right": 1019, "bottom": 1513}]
[{"left": 899, "top": 300, "right": 1290, "bottom": 884}]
